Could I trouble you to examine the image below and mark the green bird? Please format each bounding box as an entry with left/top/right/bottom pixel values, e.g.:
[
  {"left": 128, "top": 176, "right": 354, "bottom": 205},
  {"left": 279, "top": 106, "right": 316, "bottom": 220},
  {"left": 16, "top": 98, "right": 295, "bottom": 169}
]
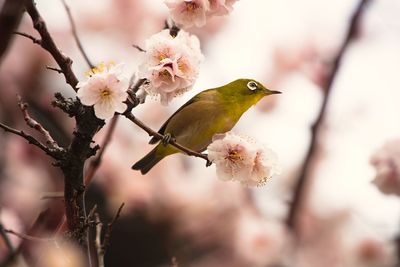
[{"left": 132, "top": 78, "right": 281, "bottom": 174}]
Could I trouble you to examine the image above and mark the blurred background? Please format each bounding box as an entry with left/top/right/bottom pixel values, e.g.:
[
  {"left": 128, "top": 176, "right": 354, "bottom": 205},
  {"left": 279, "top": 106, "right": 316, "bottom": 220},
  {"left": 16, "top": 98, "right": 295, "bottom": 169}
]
[{"left": 1, "top": 0, "right": 400, "bottom": 266}]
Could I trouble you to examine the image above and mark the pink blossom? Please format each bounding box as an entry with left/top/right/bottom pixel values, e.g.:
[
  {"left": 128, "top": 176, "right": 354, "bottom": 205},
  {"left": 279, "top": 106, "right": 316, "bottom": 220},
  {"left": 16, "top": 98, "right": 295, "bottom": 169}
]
[
  {"left": 164, "top": 0, "right": 238, "bottom": 28},
  {"left": 208, "top": 0, "right": 237, "bottom": 16},
  {"left": 370, "top": 139, "right": 400, "bottom": 195},
  {"left": 207, "top": 132, "right": 281, "bottom": 187},
  {"left": 138, "top": 29, "right": 203, "bottom": 104},
  {"left": 165, "top": 0, "right": 210, "bottom": 28},
  {"left": 77, "top": 62, "right": 128, "bottom": 120}
]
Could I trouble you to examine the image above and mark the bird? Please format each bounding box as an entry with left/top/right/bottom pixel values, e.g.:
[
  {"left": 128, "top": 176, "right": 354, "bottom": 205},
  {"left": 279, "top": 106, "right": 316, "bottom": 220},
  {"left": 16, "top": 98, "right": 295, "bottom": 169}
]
[{"left": 132, "top": 78, "right": 281, "bottom": 174}]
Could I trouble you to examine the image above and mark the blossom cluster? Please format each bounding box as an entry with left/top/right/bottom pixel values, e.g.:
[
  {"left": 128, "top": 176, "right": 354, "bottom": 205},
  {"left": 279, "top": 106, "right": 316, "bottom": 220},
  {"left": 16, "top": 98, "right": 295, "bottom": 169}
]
[
  {"left": 207, "top": 132, "right": 281, "bottom": 187},
  {"left": 138, "top": 29, "right": 203, "bottom": 104},
  {"left": 77, "top": 62, "right": 128, "bottom": 120},
  {"left": 165, "top": 0, "right": 238, "bottom": 28}
]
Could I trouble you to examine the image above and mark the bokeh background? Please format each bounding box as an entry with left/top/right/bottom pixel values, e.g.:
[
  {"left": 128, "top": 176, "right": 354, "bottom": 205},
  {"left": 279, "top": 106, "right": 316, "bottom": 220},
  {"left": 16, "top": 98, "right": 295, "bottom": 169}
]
[{"left": 1, "top": 0, "right": 400, "bottom": 266}]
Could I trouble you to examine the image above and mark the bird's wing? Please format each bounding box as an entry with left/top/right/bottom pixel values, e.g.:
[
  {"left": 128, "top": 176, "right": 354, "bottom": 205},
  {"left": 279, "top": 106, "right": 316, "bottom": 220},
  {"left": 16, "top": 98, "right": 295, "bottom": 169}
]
[{"left": 148, "top": 89, "right": 216, "bottom": 144}]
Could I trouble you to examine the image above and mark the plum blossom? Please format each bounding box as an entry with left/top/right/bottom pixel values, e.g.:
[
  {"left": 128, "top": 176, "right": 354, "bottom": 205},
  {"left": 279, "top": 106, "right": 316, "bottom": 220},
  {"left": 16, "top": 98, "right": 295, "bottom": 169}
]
[
  {"left": 138, "top": 29, "right": 203, "bottom": 104},
  {"left": 370, "top": 139, "right": 400, "bottom": 195},
  {"left": 208, "top": 0, "right": 237, "bottom": 16},
  {"left": 207, "top": 132, "right": 281, "bottom": 187},
  {"left": 164, "top": 0, "right": 238, "bottom": 28},
  {"left": 77, "top": 62, "right": 128, "bottom": 120},
  {"left": 165, "top": 0, "right": 210, "bottom": 28}
]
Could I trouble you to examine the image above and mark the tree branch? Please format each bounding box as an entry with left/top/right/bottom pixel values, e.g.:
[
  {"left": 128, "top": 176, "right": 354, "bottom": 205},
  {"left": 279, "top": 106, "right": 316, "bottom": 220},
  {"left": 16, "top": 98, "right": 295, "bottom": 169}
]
[
  {"left": 60, "top": 0, "right": 94, "bottom": 69},
  {"left": 0, "top": 0, "right": 24, "bottom": 62},
  {"left": 123, "top": 112, "right": 211, "bottom": 165},
  {"left": 2, "top": 228, "right": 52, "bottom": 242},
  {"left": 286, "top": 0, "right": 371, "bottom": 234},
  {"left": 0, "top": 223, "right": 15, "bottom": 254},
  {"left": 46, "top": 65, "right": 63, "bottom": 73},
  {"left": 24, "top": 0, "right": 79, "bottom": 91},
  {"left": 17, "top": 95, "right": 62, "bottom": 151},
  {"left": 101, "top": 203, "right": 124, "bottom": 254},
  {"left": 0, "top": 121, "right": 60, "bottom": 158},
  {"left": 13, "top": 31, "right": 42, "bottom": 45},
  {"left": 84, "top": 115, "right": 119, "bottom": 186}
]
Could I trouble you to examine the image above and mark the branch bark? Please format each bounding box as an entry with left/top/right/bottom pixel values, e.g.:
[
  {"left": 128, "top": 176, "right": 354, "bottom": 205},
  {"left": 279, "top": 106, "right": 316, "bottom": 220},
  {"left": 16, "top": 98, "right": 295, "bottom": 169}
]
[
  {"left": 286, "top": 0, "right": 371, "bottom": 234},
  {"left": 24, "top": 0, "right": 79, "bottom": 91},
  {"left": 60, "top": 105, "right": 104, "bottom": 244},
  {"left": 17, "top": 95, "right": 62, "bottom": 151},
  {"left": 0, "top": 0, "right": 24, "bottom": 62},
  {"left": 60, "top": 0, "right": 94, "bottom": 69},
  {"left": 123, "top": 112, "right": 211, "bottom": 165}
]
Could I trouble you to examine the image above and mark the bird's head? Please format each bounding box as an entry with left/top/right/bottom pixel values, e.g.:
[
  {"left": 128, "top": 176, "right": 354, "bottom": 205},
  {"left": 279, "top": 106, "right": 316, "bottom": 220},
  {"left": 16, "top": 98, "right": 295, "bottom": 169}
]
[{"left": 218, "top": 78, "right": 281, "bottom": 104}]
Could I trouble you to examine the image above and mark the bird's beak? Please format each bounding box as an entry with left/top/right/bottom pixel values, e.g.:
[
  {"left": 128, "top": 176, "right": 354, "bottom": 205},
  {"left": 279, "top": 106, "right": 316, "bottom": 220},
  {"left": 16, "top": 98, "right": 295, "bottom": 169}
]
[{"left": 265, "top": 89, "right": 282, "bottom": 95}]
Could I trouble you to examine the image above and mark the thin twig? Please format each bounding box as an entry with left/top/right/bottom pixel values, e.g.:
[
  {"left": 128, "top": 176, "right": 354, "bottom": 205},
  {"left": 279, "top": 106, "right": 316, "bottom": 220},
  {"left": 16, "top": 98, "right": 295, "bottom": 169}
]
[
  {"left": 40, "top": 191, "right": 64, "bottom": 200},
  {"left": 123, "top": 112, "right": 211, "bottom": 165},
  {"left": 286, "top": 0, "right": 371, "bottom": 234},
  {"left": 132, "top": 44, "right": 146, "bottom": 53},
  {"left": 13, "top": 31, "right": 41, "bottom": 45},
  {"left": 0, "top": 223, "right": 15, "bottom": 253},
  {"left": 130, "top": 78, "right": 148, "bottom": 94},
  {"left": 3, "top": 228, "right": 52, "bottom": 242},
  {"left": 46, "top": 65, "right": 63, "bottom": 74},
  {"left": 84, "top": 116, "right": 119, "bottom": 186},
  {"left": 101, "top": 203, "right": 125, "bottom": 253},
  {"left": 94, "top": 214, "right": 104, "bottom": 267},
  {"left": 84, "top": 204, "right": 97, "bottom": 267},
  {"left": 24, "top": 0, "right": 79, "bottom": 90},
  {"left": 17, "top": 95, "right": 62, "bottom": 151},
  {"left": 0, "top": 122, "right": 57, "bottom": 157},
  {"left": 60, "top": 0, "right": 94, "bottom": 69},
  {"left": 0, "top": 0, "right": 24, "bottom": 62}
]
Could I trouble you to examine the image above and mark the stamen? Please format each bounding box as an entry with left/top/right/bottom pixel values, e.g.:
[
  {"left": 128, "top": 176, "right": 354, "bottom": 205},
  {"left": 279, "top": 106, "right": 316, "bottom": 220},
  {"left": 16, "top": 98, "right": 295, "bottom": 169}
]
[{"left": 100, "top": 88, "right": 111, "bottom": 97}]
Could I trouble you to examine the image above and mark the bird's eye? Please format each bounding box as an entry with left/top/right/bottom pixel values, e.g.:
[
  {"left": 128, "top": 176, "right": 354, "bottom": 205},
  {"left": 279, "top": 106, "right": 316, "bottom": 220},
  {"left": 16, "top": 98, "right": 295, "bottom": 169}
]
[{"left": 247, "top": 81, "right": 258, "bottom": 91}]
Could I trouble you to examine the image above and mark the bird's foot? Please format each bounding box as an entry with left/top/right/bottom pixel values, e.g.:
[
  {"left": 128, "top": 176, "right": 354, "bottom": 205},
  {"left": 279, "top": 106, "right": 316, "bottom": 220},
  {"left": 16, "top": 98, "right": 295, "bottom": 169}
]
[
  {"left": 206, "top": 158, "right": 212, "bottom": 167},
  {"left": 162, "top": 133, "right": 174, "bottom": 146}
]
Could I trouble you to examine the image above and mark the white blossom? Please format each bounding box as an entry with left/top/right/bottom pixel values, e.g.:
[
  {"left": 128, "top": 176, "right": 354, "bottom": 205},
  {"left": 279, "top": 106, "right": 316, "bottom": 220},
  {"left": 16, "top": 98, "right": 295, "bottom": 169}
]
[
  {"left": 207, "top": 132, "right": 281, "bottom": 187},
  {"left": 77, "top": 62, "right": 128, "bottom": 120},
  {"left": 138, "top": 29, "right": 203, "bottom": 104},
  {"left": 164, "top": 0, "right": 238, "bottom": 28}
]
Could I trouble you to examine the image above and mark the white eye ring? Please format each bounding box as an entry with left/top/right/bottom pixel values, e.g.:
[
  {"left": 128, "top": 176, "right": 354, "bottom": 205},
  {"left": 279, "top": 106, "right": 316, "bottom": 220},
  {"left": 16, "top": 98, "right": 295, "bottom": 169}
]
[{"left": 247, "top": 81, "right": 258, "bottom": 91}]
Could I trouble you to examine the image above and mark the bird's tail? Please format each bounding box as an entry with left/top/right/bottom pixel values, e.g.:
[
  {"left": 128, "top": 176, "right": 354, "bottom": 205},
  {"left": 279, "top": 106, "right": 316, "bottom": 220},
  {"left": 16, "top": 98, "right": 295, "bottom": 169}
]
[{"left": 132, "top": 146, "right": 163, "bottom": 174}]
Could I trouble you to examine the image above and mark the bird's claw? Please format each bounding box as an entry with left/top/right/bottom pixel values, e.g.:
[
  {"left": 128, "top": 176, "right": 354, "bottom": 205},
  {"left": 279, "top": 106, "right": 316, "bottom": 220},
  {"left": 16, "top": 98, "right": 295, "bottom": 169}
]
[
  {"left": 206, "top": 159, "right": 212, "bottom": 167},
  {"left": 162, "top": 133, "right": 174, "bottom": 146}
]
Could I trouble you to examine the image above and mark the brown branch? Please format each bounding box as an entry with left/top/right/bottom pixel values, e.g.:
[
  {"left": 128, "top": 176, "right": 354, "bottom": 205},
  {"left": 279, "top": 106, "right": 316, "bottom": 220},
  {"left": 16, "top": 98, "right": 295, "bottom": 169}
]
[
  {"left": 24, "top": 0, "right": 79, "bottom": 91},
  {"left": 132, "top": 44, "right": 146, "bottom": 53},
  {"left": 0, "top": 0, "right": 24, "bottom": 62},
  {"left": 17, "top": 95, "right": 62, "bottom": 151},
  {"left": 3, "top": 229, "right": 52, "bottom": 242},
  {"left": 286, "top": 0, "right": 371, "bottom": 234},
  {"left": 0, "top": 223, "right": 15, "bottom": 253},
  {"left": 13, "top": 31, "right": 42, "bottom": 45},
  {"left": 130, "top": 78, "right": 148, "bottom": 94},
  {"left": 0, "top": 121, "right": 59, "bottom": 157},
  {"left": 84, "top": 116, "right": 119, "bottom": 186},
  {"left": 94, "top": 214, "right": 104, "bottom": 267},
  {"left": 101, "top": 203, "right": 125, "bottom": 254},
  {"left": 46, "top": 65, "right": 63, "bottom": 73},
  {"left": 40, "top": 191, "right": 64, "bottom": 200},
  {"left": 60, "top": 0, "right": 94, "bottom": 69},
  {"left": 123, "top": 112, "right": 211, "bottom": 165}
]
